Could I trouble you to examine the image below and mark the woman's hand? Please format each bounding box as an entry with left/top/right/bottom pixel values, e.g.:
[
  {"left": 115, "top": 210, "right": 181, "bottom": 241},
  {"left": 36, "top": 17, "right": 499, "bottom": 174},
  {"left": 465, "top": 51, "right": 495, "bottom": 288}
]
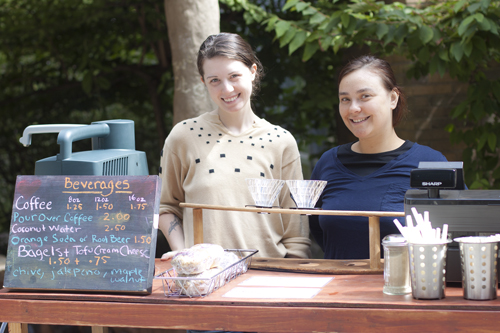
[{"left": 160, "top": 250, "right": 179, "bottom": 261}]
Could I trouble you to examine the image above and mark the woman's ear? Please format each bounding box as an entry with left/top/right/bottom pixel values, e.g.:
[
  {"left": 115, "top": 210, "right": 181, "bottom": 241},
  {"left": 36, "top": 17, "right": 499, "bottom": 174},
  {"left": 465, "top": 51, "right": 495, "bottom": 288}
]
[
  {"left": 390, "top": 89, "right": 399, "bottom": 110},
  {"left": 200, "top": 76, "right": 205, "bottom": 84},
  {"left": 250, "top": 63, "right": 257, "bottom": 81}
]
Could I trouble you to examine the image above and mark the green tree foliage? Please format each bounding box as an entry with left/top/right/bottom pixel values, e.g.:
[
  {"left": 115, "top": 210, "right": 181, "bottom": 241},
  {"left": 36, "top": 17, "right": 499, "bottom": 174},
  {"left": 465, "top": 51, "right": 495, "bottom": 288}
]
[
  {"left": 224, "top": 0, "right": 500, "bottom": 189},
  {"left": 0, "top": 0, "right": 172, "bottom": 232},
  {"left": 1, "top": 0, "right": 499, "bottom": 236},
  {"left": 220, "top": 0, "right": 343, "bottom": 177}
]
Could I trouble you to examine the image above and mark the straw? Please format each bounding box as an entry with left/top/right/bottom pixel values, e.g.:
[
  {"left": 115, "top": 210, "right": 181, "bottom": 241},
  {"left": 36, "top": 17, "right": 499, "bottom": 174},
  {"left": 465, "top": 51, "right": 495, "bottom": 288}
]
[
  {"left": 393, "top": 218, "right": 409, "bottom": 239},
  {"left": 406, "top": 215, "right": 414, "bottom": 228},
  {"left": 394, "top": 207, "right": 449, "bottom": 243},
  {"left": 411, "top": 207, "right": 424, "bottom": 226},
  {"left": 441, "top": 224, "right": 448, "bottom": 241}
]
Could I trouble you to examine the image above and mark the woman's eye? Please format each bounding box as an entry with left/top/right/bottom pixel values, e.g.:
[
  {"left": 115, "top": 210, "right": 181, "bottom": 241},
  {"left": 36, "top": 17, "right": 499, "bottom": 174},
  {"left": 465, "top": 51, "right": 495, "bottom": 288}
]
[
  {"left": 340, "top": 97, "right": 350, "bottom": 103},
  {"left": 231, "top": 74, "right": 240, "bottom": 79},
  {"left": 210, "top": 78, "right": 219, "bottom": 84},
  {"left": 361, "top": 94, "right": 371, "bottom": 99}
]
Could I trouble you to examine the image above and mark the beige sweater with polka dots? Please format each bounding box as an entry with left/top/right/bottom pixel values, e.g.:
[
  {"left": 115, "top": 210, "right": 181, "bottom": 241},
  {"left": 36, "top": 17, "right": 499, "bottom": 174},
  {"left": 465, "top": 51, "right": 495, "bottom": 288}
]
[{"left": 159, "top": 112, "right": 311, "bottom": 258}]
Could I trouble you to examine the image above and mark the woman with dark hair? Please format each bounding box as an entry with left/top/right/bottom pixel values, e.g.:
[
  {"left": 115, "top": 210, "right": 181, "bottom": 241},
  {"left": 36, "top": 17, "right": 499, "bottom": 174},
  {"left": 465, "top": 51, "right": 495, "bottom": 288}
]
[
  {"left": 309, "top": 55, "right": 447, "bottom": 260},
  {"left": 158, "top": 33, "right": 311, "bottom": 259}
]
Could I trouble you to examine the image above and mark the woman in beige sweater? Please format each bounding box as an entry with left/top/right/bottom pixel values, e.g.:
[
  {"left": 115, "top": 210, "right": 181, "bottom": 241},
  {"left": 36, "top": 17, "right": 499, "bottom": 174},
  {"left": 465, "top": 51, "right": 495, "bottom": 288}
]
[{"left": 158, "top": 33, "right": 311, "bottom": 259}]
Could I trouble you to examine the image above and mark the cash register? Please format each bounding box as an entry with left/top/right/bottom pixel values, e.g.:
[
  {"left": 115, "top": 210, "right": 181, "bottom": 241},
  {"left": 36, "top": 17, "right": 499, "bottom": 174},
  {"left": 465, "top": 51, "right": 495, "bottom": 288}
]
[{"left": 404, "top": 161, "right": 500, "bottom": 283}]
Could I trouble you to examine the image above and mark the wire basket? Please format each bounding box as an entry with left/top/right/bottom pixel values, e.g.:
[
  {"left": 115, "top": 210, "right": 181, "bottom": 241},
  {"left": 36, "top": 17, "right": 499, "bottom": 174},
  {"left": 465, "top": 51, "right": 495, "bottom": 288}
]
[{"left": 155, "top": 249, "right": 258, "bottom": 298}]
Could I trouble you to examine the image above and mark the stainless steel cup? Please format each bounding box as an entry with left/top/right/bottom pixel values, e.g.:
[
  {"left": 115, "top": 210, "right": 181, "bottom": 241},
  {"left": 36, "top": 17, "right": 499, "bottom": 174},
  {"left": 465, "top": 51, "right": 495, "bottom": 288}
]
[
  {"left": 382, "top": 234, "right": 411, "bottom": 295},
  {"left": 408, "top": 240, "right": 451, "bottom": 299},
  {"left": 454, "top": 236, "right": 498, "bottom": 300}
]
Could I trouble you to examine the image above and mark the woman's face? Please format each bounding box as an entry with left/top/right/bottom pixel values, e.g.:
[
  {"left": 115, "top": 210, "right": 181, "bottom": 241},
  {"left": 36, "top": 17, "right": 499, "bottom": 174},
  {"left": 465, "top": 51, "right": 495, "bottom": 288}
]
[
  {"left": 202, "top": 56, "right": 256, "bottom": 116},
  {"left": 338, "top": 68, "right": 398, "bottom": 141}
]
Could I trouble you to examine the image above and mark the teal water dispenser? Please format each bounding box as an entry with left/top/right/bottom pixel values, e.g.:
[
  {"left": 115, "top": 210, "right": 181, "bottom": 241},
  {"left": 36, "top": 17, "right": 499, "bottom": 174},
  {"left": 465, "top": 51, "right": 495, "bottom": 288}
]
[{"left": 19, "top": 119, "right": 148, "bottom": 176}]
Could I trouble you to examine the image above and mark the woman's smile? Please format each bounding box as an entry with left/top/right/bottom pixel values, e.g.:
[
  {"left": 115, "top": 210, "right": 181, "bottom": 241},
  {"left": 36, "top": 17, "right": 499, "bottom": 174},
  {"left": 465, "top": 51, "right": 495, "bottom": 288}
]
[
  {"left": 222, "top": 93, "right": 240, "bottom": 103},
  {"left": 351, "top": 116, "right": 370, "bottom": 124}
]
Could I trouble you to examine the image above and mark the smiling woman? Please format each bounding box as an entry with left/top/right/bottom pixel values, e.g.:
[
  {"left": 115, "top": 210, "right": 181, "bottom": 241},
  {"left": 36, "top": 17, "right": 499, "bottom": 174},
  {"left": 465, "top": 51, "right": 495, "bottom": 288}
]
[
  {"left": 338, "top": 69, "right": 401, "bottom": 152},
  {"left": 158, "top": 33, "right": 311, "bottom": 262},
  {"left": 309, "top": 55, "right": 448, "bottom": 260},
  {"left": 202, "top": 56, "right": 257, "bottom": 132}
]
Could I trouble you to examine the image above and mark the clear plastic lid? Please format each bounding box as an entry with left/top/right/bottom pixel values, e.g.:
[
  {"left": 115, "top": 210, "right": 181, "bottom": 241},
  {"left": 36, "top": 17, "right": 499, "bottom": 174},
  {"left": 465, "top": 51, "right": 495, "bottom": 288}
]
[{"left": 382, "top": 234, "right": 407, "bottom": 247}]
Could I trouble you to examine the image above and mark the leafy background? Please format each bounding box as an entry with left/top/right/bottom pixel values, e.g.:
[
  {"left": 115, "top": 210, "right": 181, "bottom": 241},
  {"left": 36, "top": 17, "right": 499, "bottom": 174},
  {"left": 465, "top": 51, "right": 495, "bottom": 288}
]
[{"left": 1, "top": 0, "right": 499, "bottom": 254}]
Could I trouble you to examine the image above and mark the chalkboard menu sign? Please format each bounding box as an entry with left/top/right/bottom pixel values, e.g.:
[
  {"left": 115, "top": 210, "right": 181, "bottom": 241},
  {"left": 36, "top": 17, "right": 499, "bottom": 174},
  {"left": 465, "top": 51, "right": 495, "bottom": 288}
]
[{"left": 3, "top": 175, "right": 161, "bottom": 294}]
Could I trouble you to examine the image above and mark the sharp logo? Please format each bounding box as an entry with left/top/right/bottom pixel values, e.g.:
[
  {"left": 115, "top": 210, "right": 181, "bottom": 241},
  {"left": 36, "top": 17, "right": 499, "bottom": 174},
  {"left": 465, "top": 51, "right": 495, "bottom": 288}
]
[{"left": 422, "top": 182, "right": 442, "bottom": 186}]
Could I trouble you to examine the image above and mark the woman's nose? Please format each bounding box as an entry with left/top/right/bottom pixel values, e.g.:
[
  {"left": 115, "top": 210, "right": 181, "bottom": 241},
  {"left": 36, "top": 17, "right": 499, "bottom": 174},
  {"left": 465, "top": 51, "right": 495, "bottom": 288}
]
[
  {"left": 349, "top": 100, "right": 361, "bottom": 112},
  {"left": 221, "top": 80, "right": 234, "bottom": 93}
]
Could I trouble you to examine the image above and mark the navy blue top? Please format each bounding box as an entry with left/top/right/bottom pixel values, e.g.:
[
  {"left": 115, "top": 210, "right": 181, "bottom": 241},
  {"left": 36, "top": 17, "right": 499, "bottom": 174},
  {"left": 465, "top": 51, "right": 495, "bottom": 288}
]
[{"left": 309, "top": 142, "right": 447, "bottom": 259}]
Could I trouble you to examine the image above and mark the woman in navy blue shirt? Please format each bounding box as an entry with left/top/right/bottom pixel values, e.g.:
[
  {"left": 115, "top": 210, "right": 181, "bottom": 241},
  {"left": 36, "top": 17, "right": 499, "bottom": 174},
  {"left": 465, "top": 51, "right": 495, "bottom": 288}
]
[{"left": 309, "top": 55, "right": 447, "bottom": 259}]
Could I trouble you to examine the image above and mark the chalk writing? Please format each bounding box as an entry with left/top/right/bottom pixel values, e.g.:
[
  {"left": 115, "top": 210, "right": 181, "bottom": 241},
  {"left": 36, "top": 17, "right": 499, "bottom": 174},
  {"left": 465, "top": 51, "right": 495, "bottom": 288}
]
[
  {"left": 12, "top": 212, "right": 62, "bottom": 223},
  {"left": 63, "top": 177, "right": 131, "bottom": 197},
  {"left": 4, "top": 175, "right": 160, "bottom": 294},
  {"left": 15, "top": 196, "right": 53, "bottom": 211}
]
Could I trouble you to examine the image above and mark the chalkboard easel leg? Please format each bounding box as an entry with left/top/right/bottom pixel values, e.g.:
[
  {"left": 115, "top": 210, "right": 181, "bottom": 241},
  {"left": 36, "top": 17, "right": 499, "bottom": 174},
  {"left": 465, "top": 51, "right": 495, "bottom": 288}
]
[
  {"left": 91, "top": 326, "right": 108, "bottom": 333},
  {"left": 193, "top": 208, "right": 204, "bottom": 245},
  {"left": 368, "top": 216, "right": 381, "bottom": 270},
  {"left": 8, "top": 323, "right": 27, "bottom": 333}
]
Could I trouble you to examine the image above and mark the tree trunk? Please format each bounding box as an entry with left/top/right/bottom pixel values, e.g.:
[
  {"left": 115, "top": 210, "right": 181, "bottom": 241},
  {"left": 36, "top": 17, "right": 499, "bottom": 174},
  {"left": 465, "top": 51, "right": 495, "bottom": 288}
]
[{"left": 164, "top": 0, "right": 219, "bottom": 127}]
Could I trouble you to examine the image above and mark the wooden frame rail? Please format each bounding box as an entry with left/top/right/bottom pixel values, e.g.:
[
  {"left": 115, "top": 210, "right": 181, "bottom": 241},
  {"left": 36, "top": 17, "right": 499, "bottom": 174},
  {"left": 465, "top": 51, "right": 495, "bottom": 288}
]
[{"left": 179, "top": 203, "right": 404, "bottom": 270}]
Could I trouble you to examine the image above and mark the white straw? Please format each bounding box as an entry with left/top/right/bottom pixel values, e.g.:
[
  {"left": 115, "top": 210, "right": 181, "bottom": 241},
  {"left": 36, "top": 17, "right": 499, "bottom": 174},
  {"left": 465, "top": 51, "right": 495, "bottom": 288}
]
[
  {"left": 406, "top": 215, "right": 413, "bottom": 228},
  {"left": 393, "top": 218, "right": 408, "bottom": 238},
  {"left": 424, "top": 211, "right": 429, "bottom": 223},
  {"left": 411, "top": 207, "right": 424, "bottom": 225},
  {"left": 441, "top": 224, "right": 448, "bottom": 241}
]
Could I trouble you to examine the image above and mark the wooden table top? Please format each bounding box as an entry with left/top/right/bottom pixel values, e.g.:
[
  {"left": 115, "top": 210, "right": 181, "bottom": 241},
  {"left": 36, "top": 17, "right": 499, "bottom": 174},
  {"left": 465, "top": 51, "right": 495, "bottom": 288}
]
[
  {"left": 0, "top": 258, "right": 497, "bottom": 309},
  {"left": 1, "top": 259, "right": 500, "bottom": 332}
]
